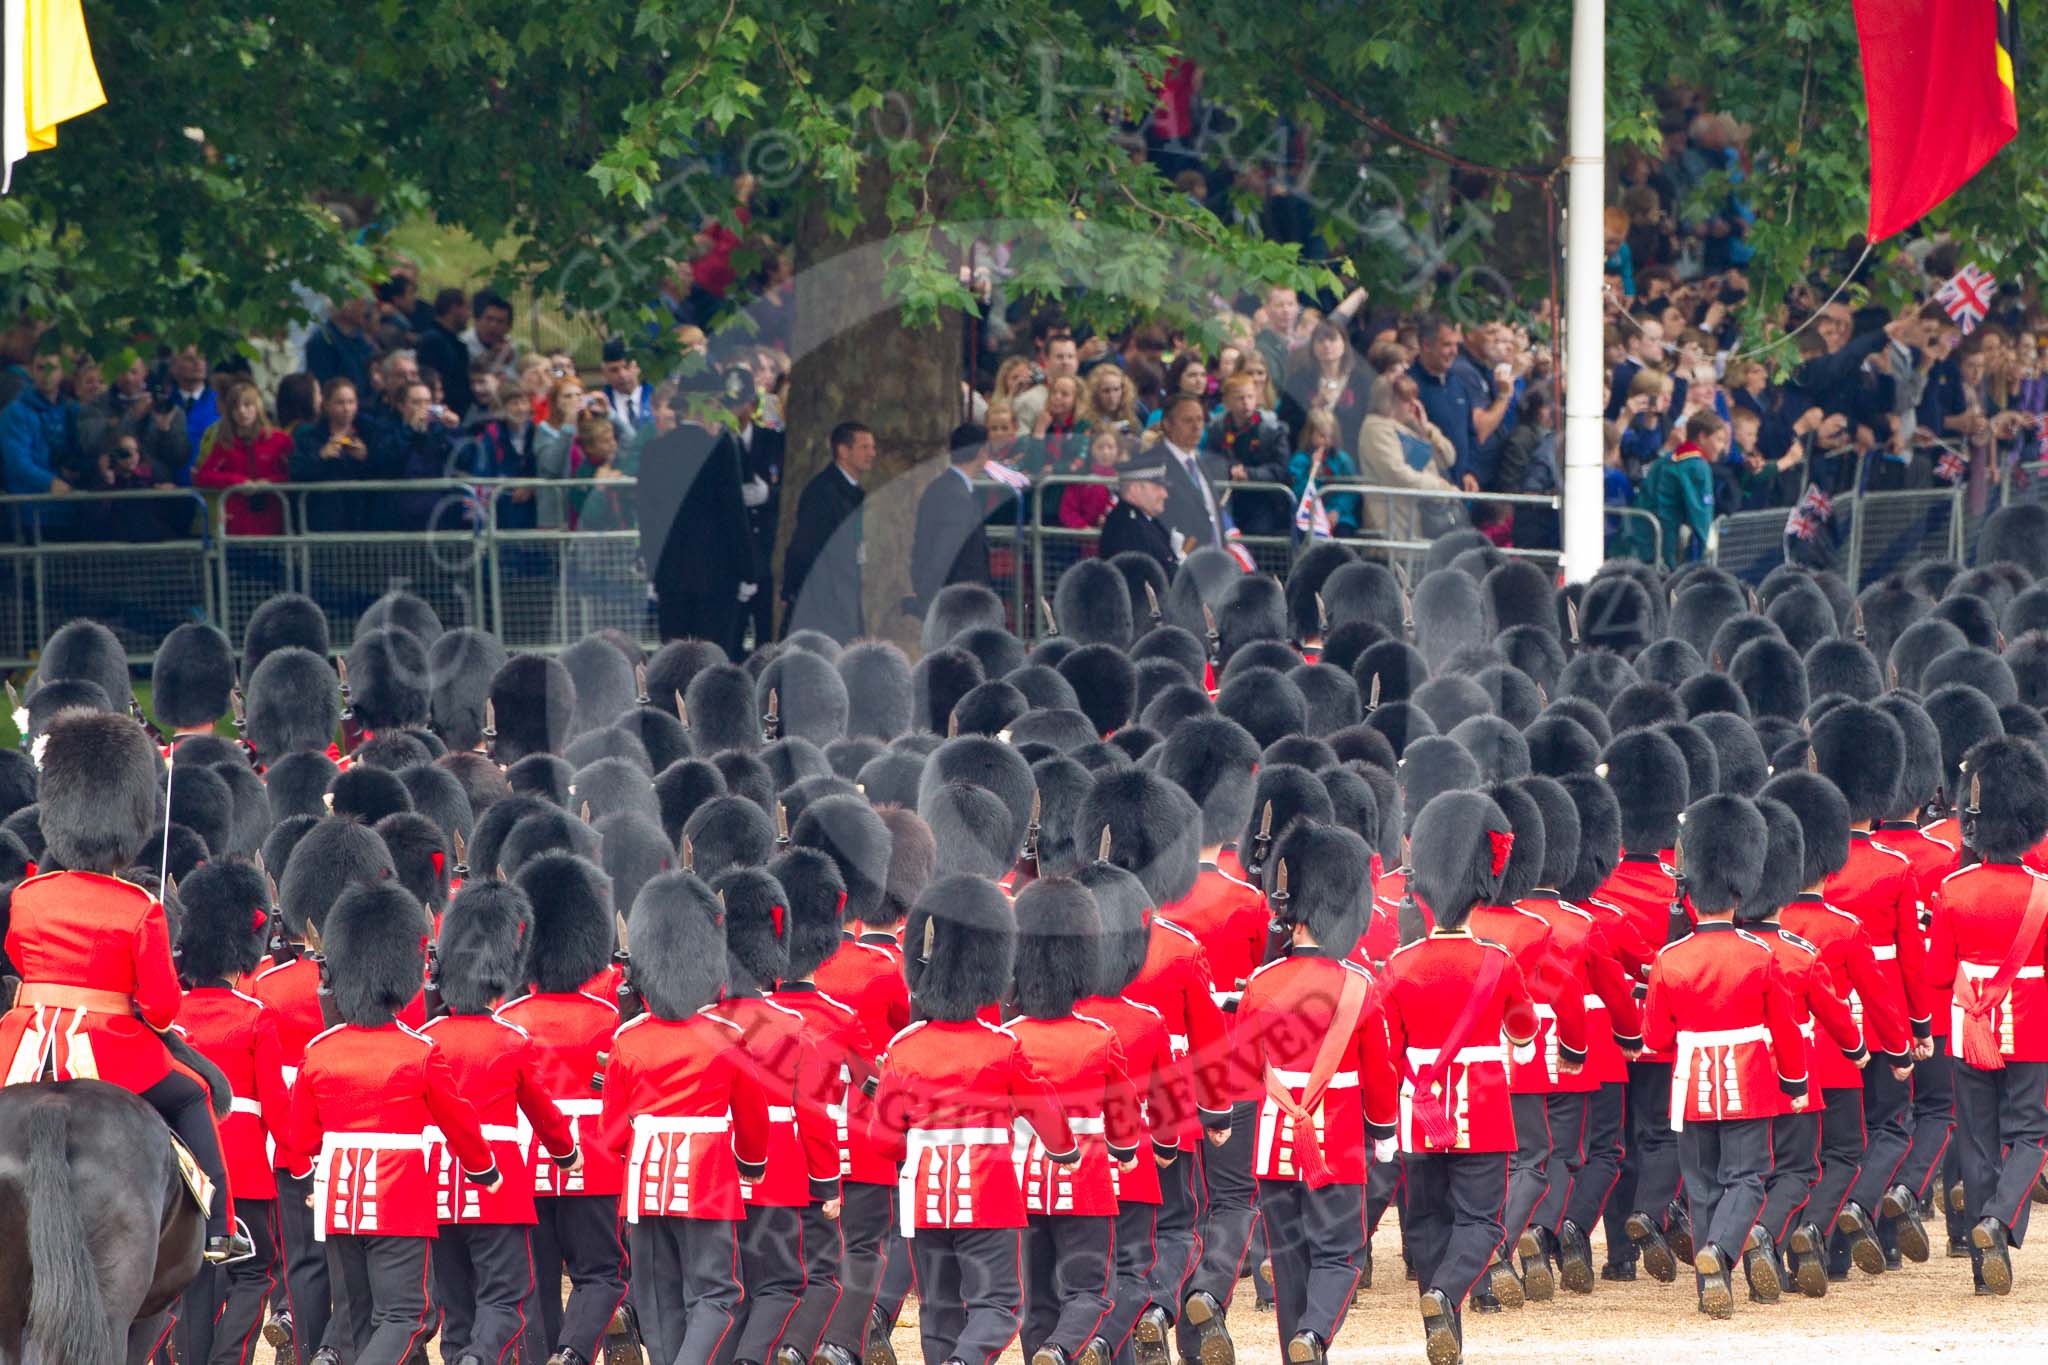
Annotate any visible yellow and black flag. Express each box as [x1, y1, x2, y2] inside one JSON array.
[[1855, 0, 2018, 240], [3, 0, 107, 192]]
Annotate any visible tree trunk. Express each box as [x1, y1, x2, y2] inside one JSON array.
[[778, 170, 962, 657]]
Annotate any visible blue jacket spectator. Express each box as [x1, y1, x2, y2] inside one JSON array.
[[304, 296, 378, 395], [0, 354, 81, 534], [162, 347, 217, 482], [1287, 412, 1361, 536]]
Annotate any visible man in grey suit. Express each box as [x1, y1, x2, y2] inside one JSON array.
[[1154, 393, 1226, 554]]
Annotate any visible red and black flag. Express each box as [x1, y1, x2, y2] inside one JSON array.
[[1855, 0, 2018, 241]]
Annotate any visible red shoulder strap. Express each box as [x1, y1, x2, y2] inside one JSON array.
[[1959, 873, 2048, 1071]]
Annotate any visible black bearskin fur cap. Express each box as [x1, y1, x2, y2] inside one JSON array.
[[174, 859, 271, 983], [245, 647, 342, 760], [38, 710, 159, 873], [438, 879, 534, 1014], [1808, 701, 1905, 822], [791, 793, 893, 925], [518, 852, 615, 992], [1961, 737, 2048, 860], [1055, 558, 1136, 648], [488, 654, 576, 763], [323, 882, 429, 1027], [1677, 795, 1766, 914], [1079, 768, 1201, 905], [907, 873, 1015, 1021], [241, 593, 330, 683], [769, 845, 847, 981], [346, 627, 432, 732], [153, 623, 236, 729], [627, 871, 727, 1020], [712, 865, 791, 992], [1600, 727, 1689, 851], [1011, 876, 1102, 1019], [1409, 790, 1512, 929], [1757, 769, 1850, 886]]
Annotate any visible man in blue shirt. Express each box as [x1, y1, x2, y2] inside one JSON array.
[[305, 295, 377, 396], [163, 347, 218, 482], [0, 353, 81, 534], [1409, 314, 1510, 492]]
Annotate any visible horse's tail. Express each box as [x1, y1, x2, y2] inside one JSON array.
[[23, 1101, 117, 1365]]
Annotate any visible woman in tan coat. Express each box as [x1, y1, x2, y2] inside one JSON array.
[[1353, 374, 1462, 544]]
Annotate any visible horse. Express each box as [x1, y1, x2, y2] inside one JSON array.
[[0, 1080, 206, 1365]]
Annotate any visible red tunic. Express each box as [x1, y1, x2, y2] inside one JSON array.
[[418, 1013, 579, 1224], [1380, 930, 1539, 1154], [285, 1022, 496, 1239], [1590, 856, 1680, 1062], [1751, 923, 1864, 1115], [1162, 864, 1269, 996], [1468, 903, 1587, 1093], [173, 985, 293, 1196], [1074, 994, 1173, 1204], [868, 1018, 1076, 1235], [1927, 861, 2048, 1063], [1875, 821, 1961, 1037], [599, 1010, 773, 1223], [1516, 894, 1643, 1088], [772, 982, 879, 1187], [497, 990, 623, 1198], [252, 956, 325, 1087], [1004, 1014, 1143, 1216], [710, 994, 842, 1206], [0, 872, 185, 1092], [1236, 951, 1398, 1182], [1778, 894, 1910, 1087], [1825, 833, 1933, 1039], [1641, 923, 1808, 1129], [815, 931, 910, 1187], [1122, 918, 1234, 1145]]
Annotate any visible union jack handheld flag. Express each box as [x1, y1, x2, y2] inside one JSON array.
[[1784, 483, 1833, 542], [1294, 471, 1333, 541], [1936, 264, 1997, 334]]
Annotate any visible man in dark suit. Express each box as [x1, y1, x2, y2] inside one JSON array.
[[1155, 393, 1226, 554], [639, 370, 761, 653], [1096, 461, 1176, 575], [600, 337, 656, 437], [781, 420, 873, 643], [728, 372, 786, 651], [909, 423, 994, 616]]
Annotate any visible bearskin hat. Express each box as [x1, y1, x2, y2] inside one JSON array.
[[1477, 558, 1554, 637], [1327, 723, 1396, 775], [1003, 665, 1079, 716], [1506, 775, 1575, 892], [1910, 558, 1964, 601], [625, 871, 725, 1019], [164, 760, 231, 858], [0, 749, 34, 822], [322, 882, 429, 1028], [1669, 580, 1746, 660], [1846, 575, 1923, 663], [1923, 646, 2018, 706], [943, 628, 1019, 686], [344, 628, 431, 734], [1676, 795, 1766, 915], [1557, 650, 1638, 711], [1408, 790, 1512, 930], [1263, 734, 1334, 772], [263, 750, 336, 823], [920, 735, 1035, 858], [1220, 640, 1302, 684], [497, 805, 600, 877], [1688, 711, 1764, 797], [905, 874, 1015, 1021], [872, 806, 934, 929], [1028, 636, 1078, 671], [592, 810, 672, 922], [1865, 694, 1937, 818], [1261, 823, 1369, 956], [374, 810, 451, 912], [1634, 638, 1704, 691], [1804, 700, 1904, 823], [423, 627, 508, 752], [1771, 583, 1842, 656], [1109, 552, 1174, 636], [680, 795, 776, 881], [1213, 574, 1288, 666], [505, 753, 571, 807], [173, 859, 270, 983], [653, 758, 727, 848], [1138, 684, 1212, 737], [1364, 700, 1438, 760], [1727, 637, 1808, 723], [352, 731, 433, 772], [1133, 659, 1188, 718], [1393, 734, 1479, 841], [1544, 696, 1612, 747], [1977, 502, 2048, 581], [1523, 713, 1599, 778], [1010, 877, 1102, 1019], [569, 757, 658, 826], [758, 737, 832, 796], [921, 583, 1008, 654], [1003, 709, 1094, 755], [1079, 768, 1200, 905], [1445, 715, 1526, 785], [1067, 861, 1146, 997], [1123, 627, 1201, 690], [517, 852, 614, 992], [711, 865, 790, 992], [1670, 674, 1745, 725], [0, 805, 42, 862], [1319, 621, 1390, 677], [1802, 638, 1880, 702], [150, 623, 235, 731], [849, 751, 918, 811], [1319, 561, 1405, 638], [565, 725, 654, 777], [1288, 663, 1363, 736], [1057, 644, 1138, 737], [754, 647, 850, 748], [921, 781, 1017, 880], [1165, 548, 1245, 638], [1350, 641, 1425, 708], [549, 635, 632, 741], [1925, 683, 2005, 798], [466, 794, 552, 882], [2005, 632, 2048, 710], [1069, 741, 1130, 775], [434, 879, 533, 1015], [1886, 618, 1967, 694], [28, 622, 130, 719], [1320, 763, 1382, 853], [1961, 737, 2048, 859], [1704, 615, 1779, 672], [1655, 722, 1720, 811], [1410, 569, 1486, 674], [1601, 727, 1689, 851], [762, 845, 843, 982], [676, 662, 757, 755], [616, 705, 692, 775], [1757, 769, 1850, 886], [1410, 675, 1489, 735], [355, 590, 442, 647], [2005, 586, 2048, 643], [206, 760, 269, 859], [1551, 772, 1618, 902], [35, 709, 157, 874], [240, 647, 339, 762], [1153, 715, 1259, 848], [1480, 779, 1545, 904], [825, 737, 885, 784], [1285, 542, 1357, 640], [1498, 625, 1567, 696], [1930, 593, 1999, 651], [1028, 755, 1095, 878], [329, 764, 412, 825], [908, 648, 981, 737], [487, 654, 575, 764], [644, 639, 728, 716], [1608, 682, 1686, 736], [278, 816, 394, 937], [1577, 575, 1654, 658], [240, 593, 329, 683], [2000, 703, 2046, 748], [791, 793, 891, 925], [1053, 558, 1135, 649], [1204, 666, 1302, 750]]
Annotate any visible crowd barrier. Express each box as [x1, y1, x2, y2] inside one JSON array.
[[28, 462, 1982, 669]]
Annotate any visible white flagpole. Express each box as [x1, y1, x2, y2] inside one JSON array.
[[1561, 0, 1607, 582]]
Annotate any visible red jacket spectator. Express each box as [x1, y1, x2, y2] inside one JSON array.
[[194, 428, 291, 535]]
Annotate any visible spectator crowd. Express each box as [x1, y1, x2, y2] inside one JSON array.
[[4, 84, 2047, 645]]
